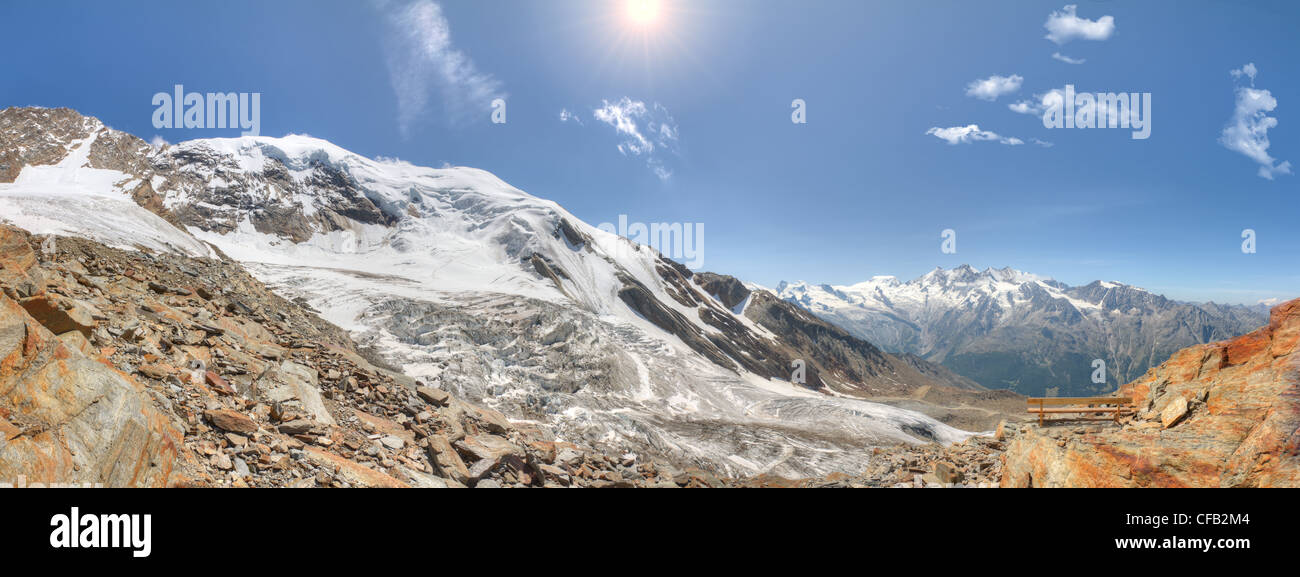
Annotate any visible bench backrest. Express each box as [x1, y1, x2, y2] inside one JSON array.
[[1026, 397, 1133, 407]]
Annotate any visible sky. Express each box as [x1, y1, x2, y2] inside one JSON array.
[[1, 0, 1296, 305]]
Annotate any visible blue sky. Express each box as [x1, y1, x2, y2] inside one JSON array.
[[1, 0, 1296, 304]]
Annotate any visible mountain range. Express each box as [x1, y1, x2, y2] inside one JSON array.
[[778, 266, 1269, 397], [0, 107, 1001, 478]]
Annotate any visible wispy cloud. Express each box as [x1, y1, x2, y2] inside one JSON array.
[[1009, 88, 1066, 116], [965, 74, 1023, 101], [559, 108, 584, 125], [1230, 62, 1258, 83], [378, 0, 504, 136], [1044, 5, 1115, 45], [1221, 63, 1291, 180], [1051, 52, 1086, 65], [926, 124, 1023, 146], [592, 98, 680, 180]]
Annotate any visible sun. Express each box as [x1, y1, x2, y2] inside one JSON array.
[[626, 0, 662, 27]]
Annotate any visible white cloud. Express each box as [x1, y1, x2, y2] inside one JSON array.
[[965, 74, 1023, 101], [649, 159, 672, 181], [148, 135, 170, 150], [379, 0, 504, 135], [1052, 52, 1086, 65], [1221, 64, 1291, 180], [1044, 5, 1115, 45], [1008, 101, 1036, 115], [1231, 63, 1258, 84], [593, 98, 680, 180], [559, 108, 583, 125], [925, 124, 1023, 146], [1009, 89, 1066, 116]]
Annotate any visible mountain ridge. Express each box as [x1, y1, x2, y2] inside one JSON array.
[[779, 265, 1270, 396]]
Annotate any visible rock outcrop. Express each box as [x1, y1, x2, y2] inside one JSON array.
[[0, 227, 184, 487], [1001, 298, 1300, 487]]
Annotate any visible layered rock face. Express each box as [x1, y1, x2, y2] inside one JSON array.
[[0, 227, 184, 487], [1001, 298, 1300, 487]]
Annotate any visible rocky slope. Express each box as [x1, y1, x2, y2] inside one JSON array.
[[779, 266, 1268, 397], [0, 225, 713, 487], [1000, 297, 1300, 487]]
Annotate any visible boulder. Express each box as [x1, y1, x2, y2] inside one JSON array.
[[426, 435, 470, 484], [204, 409, 258, 434], [416, 385, 450, 406], [276, 420, 318, 436], [933, 461, 964, 484], [19, 295, 96, 336], [1160, 396, 1189, 429], [252, 361, 335, 426], [455, 434, 523, 463], [302, 446, 408, 488], [465, 404, 512, 434], [0, 294, 184, 487]]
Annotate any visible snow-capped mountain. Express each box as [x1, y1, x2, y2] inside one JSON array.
[[778, 265, 1269, 396], [0, 107, 989, 478]]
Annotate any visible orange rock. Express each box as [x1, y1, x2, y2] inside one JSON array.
[[0, 294, 186, 487], [1002, 297, 1300, 487], [0, 226, 37, 284], [1225, 328, 1271, 366], [137, 363, 175, 380], [204, 371, 235, 395], [204, 409, 258, 434], [353, 409, 415, 447], [18, 295, 96, 337], [302, 446, 409, 488]]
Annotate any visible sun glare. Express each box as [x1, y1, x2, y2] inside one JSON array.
[[627, 0, 662, 27]]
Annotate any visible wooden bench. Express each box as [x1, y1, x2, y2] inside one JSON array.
[[1027, 397, 1134, 426]]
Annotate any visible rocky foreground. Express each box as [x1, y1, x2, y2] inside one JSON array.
[[1001, 298, 1300, 487], [0, 226, 710, 487]]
